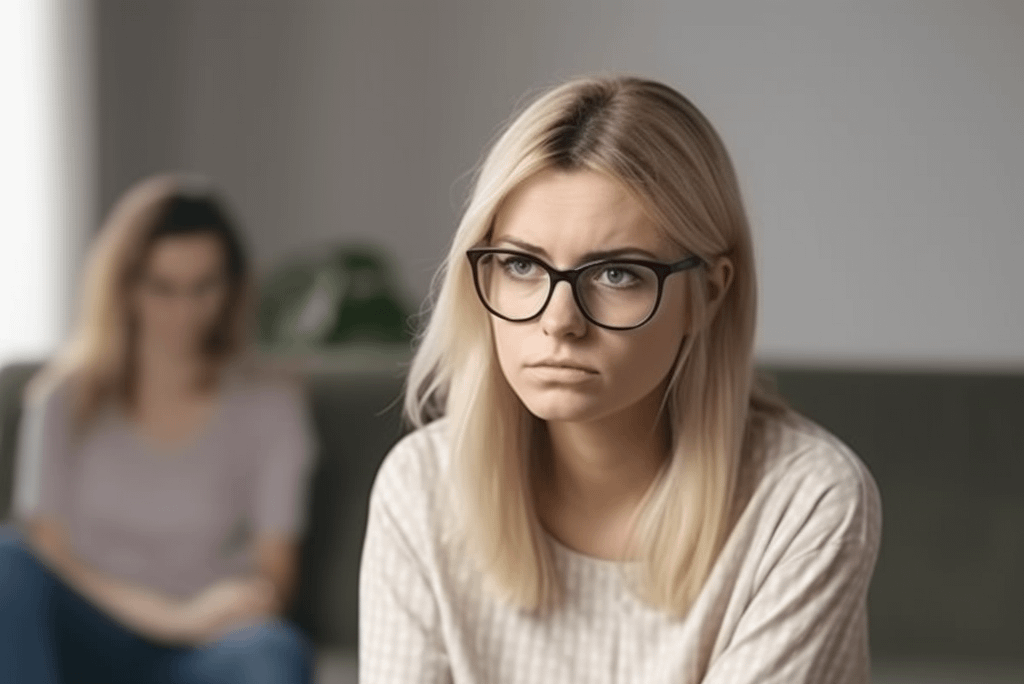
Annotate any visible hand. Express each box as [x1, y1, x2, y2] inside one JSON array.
[[177, 576, 279, 644]]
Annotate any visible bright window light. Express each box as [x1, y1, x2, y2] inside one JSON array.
[[0, 1, 60, 366]]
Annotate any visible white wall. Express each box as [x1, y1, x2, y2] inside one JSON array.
[[100, 0, 1024, 368]]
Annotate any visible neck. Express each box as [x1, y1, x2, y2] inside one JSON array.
[[540, 388, 671, 518]]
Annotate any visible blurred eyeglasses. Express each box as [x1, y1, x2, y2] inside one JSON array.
[[466, 248, 704, 331]]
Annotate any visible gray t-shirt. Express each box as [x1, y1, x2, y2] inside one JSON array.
[[13, 372, 316, 598]]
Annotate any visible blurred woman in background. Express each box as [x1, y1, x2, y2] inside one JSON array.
[[0, 175, 316, 684]]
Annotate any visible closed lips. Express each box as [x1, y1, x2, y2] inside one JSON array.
[[529, 361, 597, 373]]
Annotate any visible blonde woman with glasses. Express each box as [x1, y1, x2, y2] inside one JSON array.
[[360, 76, 881, 683]]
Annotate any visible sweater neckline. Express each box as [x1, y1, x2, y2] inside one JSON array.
[[544, 531, 641, 571]]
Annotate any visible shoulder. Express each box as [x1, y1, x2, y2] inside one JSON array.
[[372, 419, 449, 495], [22, 371, 76, 424], [749, 412, 882, 557], [369, 419, 450, 520]]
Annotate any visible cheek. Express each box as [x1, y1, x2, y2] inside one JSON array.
[[181, 292, 229, 340], [491, 319, 525, 380], [135, 292, 171, 324], [592, 291, 688, 409], [605, 321, 684, 395], [197, 290, 228, 321]]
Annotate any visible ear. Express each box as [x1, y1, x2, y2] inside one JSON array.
[[704, 255, 734, 320]]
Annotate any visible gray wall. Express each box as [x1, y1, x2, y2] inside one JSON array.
[[95, 0, 1024, 367], [95, 0, 444, 299]]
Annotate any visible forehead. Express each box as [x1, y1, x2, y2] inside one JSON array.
[[491, 169, 673, 260], [143, 233, 225, 279]]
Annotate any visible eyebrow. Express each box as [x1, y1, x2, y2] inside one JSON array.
[[494, 236, 662, 263]]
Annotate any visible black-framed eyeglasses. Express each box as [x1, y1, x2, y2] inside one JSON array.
[[466, 248, 704, 331]]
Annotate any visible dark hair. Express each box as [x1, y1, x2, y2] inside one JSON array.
[[547, 89, 616, 168], [143, 192, 248, 284]]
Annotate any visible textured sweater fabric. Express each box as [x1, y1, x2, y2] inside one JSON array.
[[360, 414, 881, 683]]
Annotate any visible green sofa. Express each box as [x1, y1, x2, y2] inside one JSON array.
[[1, 359, 1022, 674]]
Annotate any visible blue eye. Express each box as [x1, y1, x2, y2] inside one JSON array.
[[499, 256, 539, 278], [594, 265, 640, 287]]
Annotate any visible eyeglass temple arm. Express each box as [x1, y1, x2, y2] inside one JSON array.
[[670, 255, 705, 272]]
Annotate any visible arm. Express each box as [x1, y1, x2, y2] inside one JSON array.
[[702, 538, 877, 684], [252, 532, 300, 613], [359, 456, 451, 684], [28, 518, 277, 646], [244, 382, 315, 615], [172, 535, 298, 646], [26, 517, 195, 644], [703, 450, 883, 684]]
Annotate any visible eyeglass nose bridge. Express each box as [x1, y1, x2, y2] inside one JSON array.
[[535, 265, 593, 323]]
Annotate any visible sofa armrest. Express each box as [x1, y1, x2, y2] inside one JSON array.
[[0, 362, 44, 521]]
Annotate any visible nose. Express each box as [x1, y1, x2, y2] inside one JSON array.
[[164, 290, 209, 327], [540, 280, 587, 338]]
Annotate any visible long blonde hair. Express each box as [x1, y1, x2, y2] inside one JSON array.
[[29, 174, 254, 431], [405, 76, 786, 615]]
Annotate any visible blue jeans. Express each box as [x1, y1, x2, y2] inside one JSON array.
[[0, 530, 314, 684]]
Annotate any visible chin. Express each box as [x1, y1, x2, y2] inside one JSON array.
[[517, 390, 610, 424], [152, 334, 204, 357]]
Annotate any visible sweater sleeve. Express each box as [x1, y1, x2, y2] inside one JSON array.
[[359, 437, 452, 684], [12, 385, 74, 522], [703, 538, 877, 683], [703, 447, 882, 684], [250, 382, 316, 538]]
